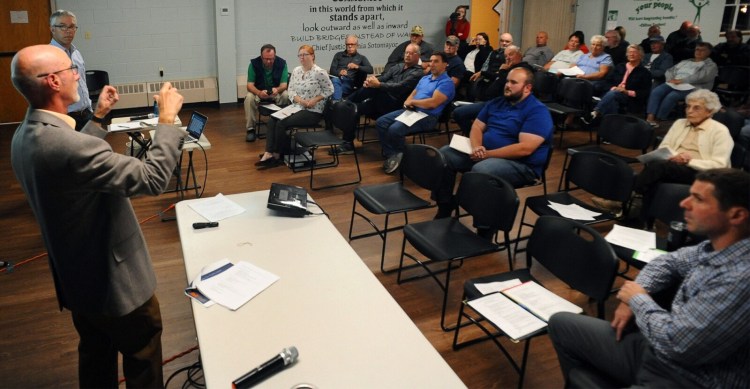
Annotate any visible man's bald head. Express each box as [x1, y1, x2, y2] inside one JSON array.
[[12, 45, 78, 109]]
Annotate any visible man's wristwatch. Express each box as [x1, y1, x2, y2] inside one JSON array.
[[90, 114, 104, 124]]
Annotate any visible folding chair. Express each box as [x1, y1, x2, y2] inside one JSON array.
[[453, 216, 618, 389], [85, 70, 109, 105], [397, 172, 520, 331], [545, 78, 594, 147], [349, 144, 448, 273]]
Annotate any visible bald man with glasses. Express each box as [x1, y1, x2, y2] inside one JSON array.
[[49, 9, 91, 131]]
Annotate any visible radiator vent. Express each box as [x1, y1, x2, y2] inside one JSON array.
[[116, 83, 147, 95], [147, 78, 218, 104], [149, 79, 205, 92], [113, 83, 149, 109]]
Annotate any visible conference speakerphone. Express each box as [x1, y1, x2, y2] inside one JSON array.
[[267, 183, 309, 217]]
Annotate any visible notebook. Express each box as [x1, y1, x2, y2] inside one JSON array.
[[267, 183, 309, 217], [184, 111, 208, 143]]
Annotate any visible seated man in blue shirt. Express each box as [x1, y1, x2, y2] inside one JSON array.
[[548, 168, 750, 388], [377, 52, 455, 174], [434, 67, 553, 220]]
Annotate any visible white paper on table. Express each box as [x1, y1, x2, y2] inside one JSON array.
[[556, 66, 585, 76], [187, 193, 245, 222], [449, 134, 473, 154], [108, 117, 159, 132], [547, 201, 601, 221], [633, 248, 667, 264], [502, 281, 583, 322], [395, 110, 428, 127], [475, 279, 522, 295], [667, 82, 694, 91], [605, 224, 656, 252], [196, 260, 280, 311], [452, 100, 473, 107], [271, 105, 302, 119], [467, 293, 547, 341]]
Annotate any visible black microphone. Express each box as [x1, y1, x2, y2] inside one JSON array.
[[232, 346, 299, 389]]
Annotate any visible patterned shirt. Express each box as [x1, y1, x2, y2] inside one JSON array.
[[50, 39, 91, 113], [287, 64, 334, 113], [630, 238, 750, 388]]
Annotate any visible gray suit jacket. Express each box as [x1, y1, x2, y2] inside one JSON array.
[[11, 109, 186, 316]]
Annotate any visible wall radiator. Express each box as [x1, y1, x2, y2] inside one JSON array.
[[113, 77, 218, 109]]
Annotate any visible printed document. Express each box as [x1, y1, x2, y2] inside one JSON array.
[[188, 193, 245, 222], [605, 224, 656, 252], [449, 134, 473, 154], [395, 110, 428, 127], [637, 147, 675, 164], [554, 66, 585, 76], [502, 281, 582, 322], [271, 105, 302, 119], [196, 259, 280, 311], [468, 293, 547, 341]]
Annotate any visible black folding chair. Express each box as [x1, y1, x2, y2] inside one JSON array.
[[545, 77, 594, 147], [85, 70, 109, 105], [396, 172, 520, 331]]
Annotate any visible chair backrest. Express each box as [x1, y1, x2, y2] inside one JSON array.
[[331, 100, 358, 134], [532, 71, 558, 102], [526, 216, 618, 304], [456, 172, 519, 233], [598, 114, 654, 152], [715, 65, 750, 92], [556, 78, 593, 110], [85, 70, 109, 92], [567, 151, 634, 203], [647, 182, 690, 226], [400, 144, 448, 192], [713, 107, 744, 140]]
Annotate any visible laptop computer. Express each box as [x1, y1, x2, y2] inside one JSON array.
[[267, 183, 309, 217], [184, 111, 208, 143]]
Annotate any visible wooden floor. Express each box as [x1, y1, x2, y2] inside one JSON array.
[[0, 103, 640, 388]]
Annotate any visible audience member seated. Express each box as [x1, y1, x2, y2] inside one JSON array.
[[243, 44, 290, 142], [468, 33, 513, 101], [549, 167, 750, 389], [642, 35, 673, 86], [544, 32, 584, 72], [384, 25, 434, 72], [592, 90, 733, 217], [461, 33, 492, 98], [377, 52, 455, 174], [583, 44, 651, 123], [446, 5, 470, 56], [712, 29, 750, 67], [639, 24, 661, 54], [433, 68, 553, 218], [454, 45, 534, 133], [563, 30, 589, 54], [573, 35, 613, 96], [329, 34, 373, 100], [444, 35, 466, 88], [605, 29, 627, 65], [645, 42, 717, 127], [522, 31, 554, 68], [615, 26, 630, 45], [346, 43, 423, 119], [256, 45, 333, 170], [665, 20, 692, 55], [671, 25, 703, 63]]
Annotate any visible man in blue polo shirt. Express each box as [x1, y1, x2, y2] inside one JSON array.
[[377, 52, 456, 174], [49, 9, 91, 131], [434, 67, 553, 219]]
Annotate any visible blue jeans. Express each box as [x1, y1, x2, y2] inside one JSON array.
[[647, 83, 692, 120], [331, 76, 353, 100], [376, 109, 439, 157], [432, 146, 538, 204], [595, 90, 630, 115], [453, 102, 486, 136]]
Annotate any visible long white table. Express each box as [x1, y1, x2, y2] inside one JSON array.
[[176, 191, 466, 388]]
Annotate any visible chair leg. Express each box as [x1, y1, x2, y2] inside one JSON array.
[[517, 338, 532, 389], [557, 151, 571, 192]]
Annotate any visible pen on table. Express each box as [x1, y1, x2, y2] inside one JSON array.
[[118, 125, 130, 129]]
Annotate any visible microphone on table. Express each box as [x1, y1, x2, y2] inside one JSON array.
[[232, 346, 299, 389]]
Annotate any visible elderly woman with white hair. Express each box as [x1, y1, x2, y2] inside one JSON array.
[[593, 89, 734, 217]]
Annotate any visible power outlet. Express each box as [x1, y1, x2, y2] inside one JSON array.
[[159, 67, 164, 77], [84, 31, 91, 40]]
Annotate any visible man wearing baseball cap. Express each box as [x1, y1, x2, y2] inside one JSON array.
[[384, 25, 434, 72], [444, 35, 466, 87], [643, 35, 673, 86]]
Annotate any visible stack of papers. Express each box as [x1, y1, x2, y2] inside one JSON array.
[[271, 105, 301, 119], [395, 110, 428, 127], [553, 66, 585, 76], [185, 259, 280, 311], [449, 134, 472, 154], [187, 193, 245, 222], [605, 224, 665, 264], [547, 201, 601, 221]]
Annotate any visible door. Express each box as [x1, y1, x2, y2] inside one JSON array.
[[0, 0, 51, 124]]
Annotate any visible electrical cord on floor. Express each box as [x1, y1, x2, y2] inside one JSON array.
[[190, 142, 209, 199]]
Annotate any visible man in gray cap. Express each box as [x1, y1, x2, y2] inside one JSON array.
[[444, 35, 466, 87], [643, 35, 674, 86], [384, 25, 434, 72]]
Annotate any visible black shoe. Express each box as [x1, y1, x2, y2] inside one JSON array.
[[383, 153, 402, 174], [246, 129, 257, 142], [580, 112, 596, 125], [434, 204, 455, 219], [256, 157, 281, 170], [328, 142, 355, 155]]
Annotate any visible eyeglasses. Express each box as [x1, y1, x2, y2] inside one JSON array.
[[297, 53, 311, 58], [345, 43, 358, 46], [54, 24, 78, 32], [36, 64, 79, 78]]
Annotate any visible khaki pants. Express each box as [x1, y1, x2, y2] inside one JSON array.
[[244, 91, 290, 129]]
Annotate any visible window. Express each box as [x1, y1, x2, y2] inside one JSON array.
[[722, 0, 750, 32]]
